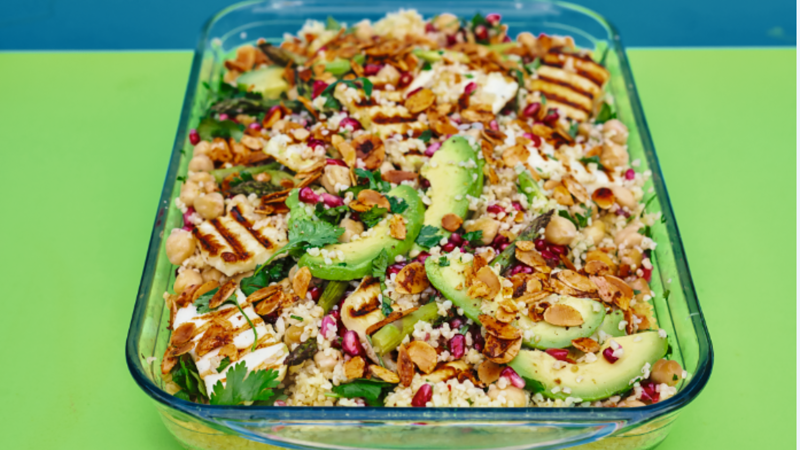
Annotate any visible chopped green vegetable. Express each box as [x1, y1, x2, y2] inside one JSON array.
[[360, 206, 388, 228], [437, 256, 450, 267], [387, 196, 408, 214], [290, 315, 304, 321], [371, 249, 391, 282], [315, 203, 349, 225], [325, 59, 351, 76], [371, 303, 440, 354], [415, 225, 443, 249], [489, 210, 553, 272], [172, 354, 207, 401], [595, 102, 617, 124], [462, 230, 483, 246], [419, 129, 433, 143], [326, 16, 340, 30], [217, 357, 232, 373], [579, 155, 605, 170], [196, 117, 244, 142], [285, 339, 317, 367], [318, 280, 350, 313], [209, 361, 280, 405], [328, 379, 394, 406], [241, 257, 294, 296], [354, 168, 391, 193]]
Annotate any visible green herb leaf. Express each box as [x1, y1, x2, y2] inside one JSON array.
[[323, 95, 342, 110], [514, 69, 524, 88], [458, 324, 469, 335], [326, 16, 340, 30], [663, 289, 671, 300], [579, 155, 606, 170], [524, 58, 541, 74], [360, 207, 388, 228], [290, 315, 304, 321], [315, 203, 349, 225], [386, 196, 408, 214], [558, 210, 579, 228], [193, 287, 220, 314], [197, 117, 244, 142], [254, 215, 344, 275], [419, 129, 433, 143], [521, 375, 545, 394], [241, 257, 294, 296], [372, 249, 391, 282], [209, 362, 280, 405], [568, 121, 580, 139], [421, 61, 432, 71], [329, 379, 394, 406], [462, 230, 484, 246], [172, 354, 208, 401], [381, 296, 393, 317], [595, 102, 617, 124], [464, 74, 474, 79], [437, 256, 451, 267], [354, 168, 391, 193], [415, 225, 443, 249]]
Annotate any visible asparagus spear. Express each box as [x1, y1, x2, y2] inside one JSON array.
[[490, 209, 554, 274], [318, 280, 349, 313], [371, 303, 440, 355]]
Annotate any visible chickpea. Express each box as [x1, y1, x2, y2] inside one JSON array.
[[179, 181, 200, 207], [618, 398, 646, 408], [195, 193, 225, 220], [651, 359, 683, 386], [600, 141, 629, 170], [578, 122, 593, 138], [544, 215, 577, 246], [353, 20, 374, 41], [339, 218, 364, 243], [321, 165, 351, 194], [192, 140, 211, 156], [188, 172, 218, 192], [464, 217, 500, 245], [314, 349, 342, 373], [434, 13, 461, 34], [201, 266, 223, 283], [488, 385, 529, 407], [602, 119, 629, 146], [188, 154, 214, 172], [611, 186, 637, 210], [165, 229, 196, 265], [583, 219, 606, 246], [615, 222, 643, 249], [174, 269, 202, 294], [284, 325, 305, 346]]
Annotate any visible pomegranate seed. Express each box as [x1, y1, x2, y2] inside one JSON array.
[[543, 110, 560, 126], [387, 263, 406, 276], [523, 132, 542, 147], [326, 158, 347, 167], [511, 201, 524, 211], [424, 141, 442, 157], [641, 381, 660, 403], [602, 347, 619, 363], [183, 207, 196, 228], [616, 208, 631, 218], [274, 400, 287, 407], [449, 318, 464, 330], [643, 266, 652, 282], [486, 13, 502, 25], [509, 264, 532, 275], [464, 82, 477, 95], [503, 35, 512, 43], [489, 120, 499, 131], [321, 193, 344, 207], [320, 315, 338, 339], [625, 169, 636, 180], [474, 25, 488, 41], [546, 348, 570, 361], [549, 244, 568, 255], [398, 72, 413, 89], [363, 64, 383, 76], [308, 286, 322, 301], [312, 80, 329, 99], [499, 242, 510, 251], [540, 249, 556, 260], [218, 113, 230, 122], [248, 122, 262, 131], [473, 331, 485, 351], [342, 330, 364, 357], [449, 334, 466, 359], [181, 225, 193, 232], [500, 367, 526, 389], [299, 187, 320, 203], [307, 138, 326, 150], [415, 252, 431, 263], [412, 384, 433, 407], [339, 117, 362, 131], [406, 87, 423, 98], [446, 34, 458, 46], [442, 242, 456, 252], [523, 102, 541, 118], [486, 204, 503, 214], [420, 178, 431, 188], [492, 234, 509, 247], [534, 239, 547, 251], [448, 233, 463, 246], [425, 23, 436, 33], [189, 129, 200, 145]]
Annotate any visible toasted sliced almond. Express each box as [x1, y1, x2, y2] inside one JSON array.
[[366, 309, 408, 335], [209, 279, 238, 310], [590, 275, 621, 304], [422, 366, 458, 383], [478, 360, 502, 384], [475, 266, 502, 299], [292, 266, 312, 299], [389, 215, 407, 240], [461, 108, 495, 124], [332, 134, 357, 167], [562, 175, 590, 204], [543, 303, 584, 327], [572, 337, 600, 353], [624, 309, 637, 335], [195, 323, 233, 357], [549, 278, 579, 297], [254, 290, 284, 316], [502, 145, 530, 168], [605, 275, 634, 310], [480, 314, 522, 340], [586, 250, 617, 274], [519, 290, 552, 305], [515, 247, 548, 269], [495, 306, 517, 323], [350, 189, 392, 212], [441, 213, 463, 232], [344, 356, 366, 379], [556, 270, 597, 293], [397, 344, 415, 387], [381, 170, 417, 184], [406, 341, 438, 374], [168, 340, 196, 358], [352, 135, 385, 170], [553, 184, 575, 206], [516, 240, 535, 251], [369, 365, 400, 383], [191, 280, 220, 304], [429, 110, 459, 135], [405, 88, 436, 114], [592, 187, 616, 209], [170, 322, 196, 346], [483, 333, 517, 358], [584, 259, 612, 276], [528, 300, 551, 322], [486, 336, 522, 364], [395, 262, 430, 294], [467, 280, 491, 299]]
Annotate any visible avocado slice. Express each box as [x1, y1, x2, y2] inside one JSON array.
[[426, 254, 604, 349], [599, 309, 626, 338], [419, 136, 483, 238], [237, 66, 288, 99], [509, 331, 669, 401], [298, 185, 425, 280], [517, 295, 605, 349]]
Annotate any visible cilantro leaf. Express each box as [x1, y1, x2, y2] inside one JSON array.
[[328, 379, 394, 406], [209, 361, 280, 405], [386, 196, 408, 214], [217, 357, 231, 373], [315, 203, 349, 225], [568, 121, 580, 139], [255, 215, 344, 275], [325, 15, 340, 30], [241, 257, 294, 296], [197, 117, 245, 141], [371, 249, 391, 282], [575, 211, 590, 228], [521, 375, 545, 394], [415, 225, 443, 249], [360, 206, 388, 228], [323, 95, 342, 110], [524, 58, 541, 74], [595, 102, 617, 124], [438, 256, 451, 267], [514, 69, 524, 88], [558, 210, 578, 228], [419, 129, 433, 143], [579, 155, 605, 170], [462, 230, 484, 246], [193, 287, 220, 314], [354, 168, 390, 193], [381, 296, 393, 317], [172, 354, 207, 401]]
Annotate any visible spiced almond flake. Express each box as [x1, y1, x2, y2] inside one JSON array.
[[572, 337, 601, 353], [543, 303, 584, 327], [395, 262, 430, 294], [441, 213, 463, 232], [369, 365, 400, 383], [389, 215, 407, 240], [344, 356, 367, 379], [405, 341, 438, 374]]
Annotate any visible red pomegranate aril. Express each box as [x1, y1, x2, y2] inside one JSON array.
[[641, 381, 660, 403], [181, 225, 193, 232], [489, 120, 499, 131], [449, 318, 464, 330], [449, 334, 466, 360], [616, 208, 631, 218], [446, 34, 458, 46], [415, 252, 431, 263], [523, 102, 541, 118], [387, 263, 406, 276], [602, 347, 619, 364], [189, 129, 200, 145], [511, 201, 524, 211], [448, 233, 463, 246], [523, 132, 542, 147], [499, 242, 510, 251], [534, 239, 547, 251], [486, 204, 503, 214], [339, 117, 362, 131], [218, 113, 230, 122], [486, 13, 502, 25], [342, 330, 364, 357], [274, 400, 287, 407], [312, 80, 329, 99], [500, 367, 526, 389], [474, 25, 489, 41], [625, 169, 636, 180], [492, 234, 509, 247], [363, 64, 383, 76], [546, 348, 570, 361], [412, 384, 433, 407], [398, 72, 414, 89], [299, 187, 320, 203], [183, 207, 196, 228], [320, 314, 338, 339], [442, 242, 456, 252], [321, 193, 344, 207], [424, 141, 442, 157], [425, 22, 436, 33], [549, 244, 568, 256], [308, 286, 322, 301], [464, 82, 477, 95], [420, 178, 431, 188], [307, 139, 326, 151], [406, 87, 423, 98], [503, 35, 512, 43], [543, 110, 560, 126], [248, 122, 262, 130], [326, 158, 347, 167], [642, 266, 652, 282], [540, 249, 556, 260]]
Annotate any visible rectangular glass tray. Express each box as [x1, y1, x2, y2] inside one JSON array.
[[126, 1, 713, 449]]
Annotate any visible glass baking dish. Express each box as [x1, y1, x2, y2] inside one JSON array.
[[126, 1, 713, 449]]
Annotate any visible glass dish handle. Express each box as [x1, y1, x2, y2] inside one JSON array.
[[212, 418, 624, 450]]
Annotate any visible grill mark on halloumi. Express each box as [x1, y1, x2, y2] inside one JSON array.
[[529, 79, 592, 113], [230, 206, 274, 251], [193, 229, 224, 256], [372, 114, 421, 124], [541, 52, 609, 87], [537, 65, 601, 99], [210, 217, 250, 262]]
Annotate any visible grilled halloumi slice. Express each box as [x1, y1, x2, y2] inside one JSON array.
[[334, 84, 428, 138], [193, 205, 287, 277], [405, 63, 518, 114]]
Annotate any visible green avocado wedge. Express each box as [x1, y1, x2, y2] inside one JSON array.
[[298, 185, 424, 280], [599, 309, 627, 338], [424, 253, 482, 322], [237, 66, 289, 99], [419, 136, 483, 239], [517, 296, 605, 349], [509, 331, 669, 402]]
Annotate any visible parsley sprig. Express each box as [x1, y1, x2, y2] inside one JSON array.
[[415, 225, 444, 249], [209, 361, 280, 405]]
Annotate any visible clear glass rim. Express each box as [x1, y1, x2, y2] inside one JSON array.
[[126, 0, 713, 426]]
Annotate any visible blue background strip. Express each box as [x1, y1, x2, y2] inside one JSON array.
[[0, 0, 795, 50]]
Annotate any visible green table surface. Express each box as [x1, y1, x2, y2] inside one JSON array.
[[0, 49, 794, 449]]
